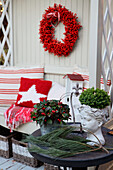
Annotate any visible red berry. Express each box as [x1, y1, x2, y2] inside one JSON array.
[[52, 110, 56, 113], [41, 112, 46, 116]]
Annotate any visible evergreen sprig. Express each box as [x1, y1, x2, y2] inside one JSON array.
[[24, 126, 102, 158]]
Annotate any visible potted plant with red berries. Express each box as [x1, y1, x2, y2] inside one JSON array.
[[30, 100, 71, 135]]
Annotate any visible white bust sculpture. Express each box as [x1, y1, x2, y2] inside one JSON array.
[[78, 105, 106, 146]]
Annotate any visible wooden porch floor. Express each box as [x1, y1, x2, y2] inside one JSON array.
[[0, 157, 44, 170]]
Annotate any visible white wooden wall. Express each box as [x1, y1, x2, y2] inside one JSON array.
[[12, 0, 90, 85]]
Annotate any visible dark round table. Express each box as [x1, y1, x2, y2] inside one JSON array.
[[30, 127, 113, 170]]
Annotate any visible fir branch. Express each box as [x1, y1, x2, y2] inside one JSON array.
[[23, 136, 51, 147], [38, 126, 74, 142], [29, 143, 100, 158], [29, 145, 73, 158], [64, 134, 90, 143], [50, 138, 94, 151], [25, 127, 112, 158]]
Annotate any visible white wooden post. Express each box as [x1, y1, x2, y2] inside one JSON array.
[[89, 0, 103, 89]]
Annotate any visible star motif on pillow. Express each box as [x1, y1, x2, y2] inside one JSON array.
[[17, 84, 47, 104]]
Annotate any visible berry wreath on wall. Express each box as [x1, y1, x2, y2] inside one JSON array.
[[39, 4, 82, 57]]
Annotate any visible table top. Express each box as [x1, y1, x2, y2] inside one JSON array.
[[30, 127, 113, 168]]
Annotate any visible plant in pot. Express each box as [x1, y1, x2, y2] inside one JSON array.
[[30, 100, 71, 135], [78, 87, 111, 145]]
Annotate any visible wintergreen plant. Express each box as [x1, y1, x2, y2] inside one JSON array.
[[30, 100, 71, 126], [79, 87, 110, 109]]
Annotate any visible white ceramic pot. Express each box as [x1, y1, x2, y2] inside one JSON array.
[[78, 105, 106, 146]]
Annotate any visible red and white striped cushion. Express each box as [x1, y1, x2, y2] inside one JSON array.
[[0, 67, 44, 106]]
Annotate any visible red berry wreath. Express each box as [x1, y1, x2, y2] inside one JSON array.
[[39, 4, 82, 57]]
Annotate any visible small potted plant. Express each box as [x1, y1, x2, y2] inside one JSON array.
[[30, 100, 71, 135], [79, 87, 110, 109]]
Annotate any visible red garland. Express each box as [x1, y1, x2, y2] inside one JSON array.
[[39, 4, 82, 57]]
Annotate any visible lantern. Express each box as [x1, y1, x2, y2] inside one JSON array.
[[64, 74, 84, 124]]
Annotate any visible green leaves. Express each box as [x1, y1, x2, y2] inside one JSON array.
[[79, 87, 111, 109], [37, 116, 44, 120]]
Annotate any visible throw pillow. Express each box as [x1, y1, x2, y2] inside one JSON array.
[[15, 77, 52, 107], [47, 82, 66, 103], [0, 67, 44, 106]]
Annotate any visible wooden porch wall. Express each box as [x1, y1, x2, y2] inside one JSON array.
[[12, 0, 90, 85]]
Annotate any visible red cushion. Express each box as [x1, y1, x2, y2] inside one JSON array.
[[15, 77, 52, 107]]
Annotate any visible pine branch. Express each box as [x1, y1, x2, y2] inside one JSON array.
[[25, 126, 112, 158], [29, 144, 100, 158], [38, 126, 74, 142], [23, 136, 51, 147]]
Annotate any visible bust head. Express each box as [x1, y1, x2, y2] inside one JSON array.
[[78, 105, 106, 145], [78, 105, 105, 133]]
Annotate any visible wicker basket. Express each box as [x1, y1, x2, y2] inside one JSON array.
[[12, 132, 42, 167], [44, 163, 59, 170], [0, 125, 15, 158]]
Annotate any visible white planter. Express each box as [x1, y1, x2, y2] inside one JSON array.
[[78, 105, 106, 146]]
